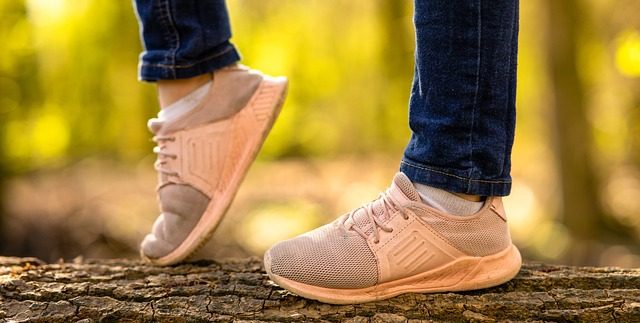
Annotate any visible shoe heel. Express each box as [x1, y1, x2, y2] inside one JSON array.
[[249, 77, 288, 123], [456, 244, 522, 291]]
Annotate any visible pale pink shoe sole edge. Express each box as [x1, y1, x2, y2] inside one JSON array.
[[265, 244, 523, 304], [143, 76, 288, 266]]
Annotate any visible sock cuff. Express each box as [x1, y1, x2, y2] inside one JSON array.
[[414, 183, 483, 216], [158, 80, 212, 122]]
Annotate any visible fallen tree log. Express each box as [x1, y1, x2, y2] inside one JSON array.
[[0, 257, 638, 322]]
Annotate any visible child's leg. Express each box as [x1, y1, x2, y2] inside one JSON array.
[[265, 0, 520, 304], [133, 0, 288, 265]]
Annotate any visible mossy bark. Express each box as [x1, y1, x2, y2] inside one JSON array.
[[1, 257, 639, 322]]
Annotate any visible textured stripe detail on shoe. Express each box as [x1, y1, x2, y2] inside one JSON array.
[[251, 82, 283, 122], [184, 127, 228, 193], [390, 231, 435, 272]]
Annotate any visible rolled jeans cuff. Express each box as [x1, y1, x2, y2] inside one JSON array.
[[138, 42, 241, 82], [400, 158, 512, 197]]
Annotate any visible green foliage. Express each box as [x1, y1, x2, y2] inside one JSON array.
[[0, 0, 416, 173], [0, 0, 639, 264], [0, 0, 638, 172], [1, 0, 154, 172]]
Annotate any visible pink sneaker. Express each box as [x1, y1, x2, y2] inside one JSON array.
[[264, 172, 521, 304], [141, 65, 287, 265]]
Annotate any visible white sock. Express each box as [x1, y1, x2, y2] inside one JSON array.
[[413, 183, 483, 216], [157, 80, 211, 123]]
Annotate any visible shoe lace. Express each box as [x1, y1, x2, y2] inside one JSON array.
[[152, 135, 179, 177], [346, 190, 409, 244]]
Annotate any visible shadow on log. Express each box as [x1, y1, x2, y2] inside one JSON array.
[[0, 257, 639, 322]]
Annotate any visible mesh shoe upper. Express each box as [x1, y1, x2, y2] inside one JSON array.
[[418, 205, 511, 256], [267, 218, 378, 289], [141, 184, 209, 258], [390, 173, 511, 257], [140, 66, 266, 260], [265, 172, 513, 289]]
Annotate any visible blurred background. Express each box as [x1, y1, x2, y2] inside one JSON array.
[[0, 0, 639, 267]]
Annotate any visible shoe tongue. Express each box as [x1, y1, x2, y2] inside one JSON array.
[[349, 172, 420, 234], [391, 172, 421, 202]]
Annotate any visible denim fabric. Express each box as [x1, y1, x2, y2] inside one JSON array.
[[134, 0, 240, 81], [401, 0, 519, 196], [133, 0, 518, 196]]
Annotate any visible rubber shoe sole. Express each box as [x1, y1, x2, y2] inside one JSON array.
[[265, 243, 522, 304]]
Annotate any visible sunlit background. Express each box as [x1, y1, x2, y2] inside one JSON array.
[[0, 0, 639, 267]]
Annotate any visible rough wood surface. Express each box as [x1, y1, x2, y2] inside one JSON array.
[[0, 257, 638, 322]]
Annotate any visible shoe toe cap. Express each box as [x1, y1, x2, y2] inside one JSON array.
[[140, 233, 177, 259], [263, 248, 273, 274], [262, 229, 378, 289]]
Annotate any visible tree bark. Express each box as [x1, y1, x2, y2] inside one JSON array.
[[1, 257, 638, 322]]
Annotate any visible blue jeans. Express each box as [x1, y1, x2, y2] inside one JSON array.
[[401, 0, 519, 196], [134, 0, 519, 196], [134, 0, 240, 81]]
